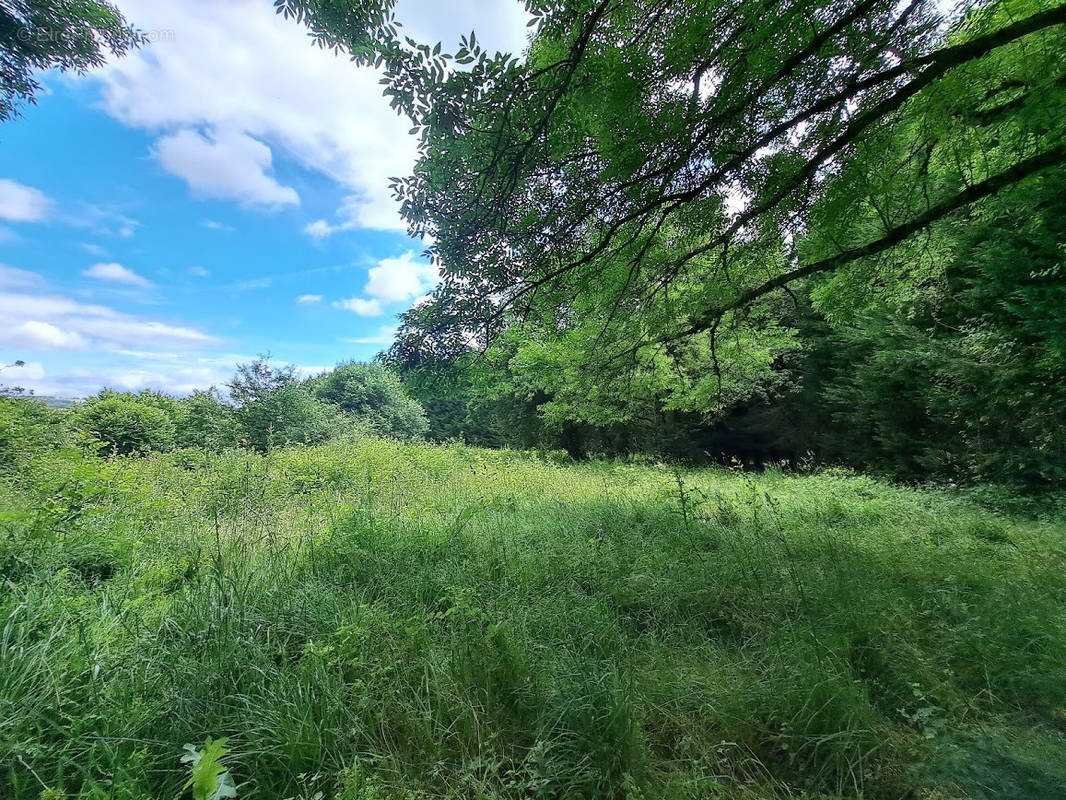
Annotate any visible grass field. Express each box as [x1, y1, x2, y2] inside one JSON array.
[[2, 439, 1065, 799]]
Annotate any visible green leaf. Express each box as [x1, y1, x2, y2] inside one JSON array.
[[181, 738, 237, 800]]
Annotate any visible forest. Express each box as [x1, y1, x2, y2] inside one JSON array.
[[2, 0, 1066, 797]]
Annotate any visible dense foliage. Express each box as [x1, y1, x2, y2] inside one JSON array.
[[0, 360, 429, 459], [309, 361, 429, 439], [4, 2, 1066, 798], [73, 392, 180, 456], [0, 394, 71, 469], [277, 0, 1066, 489]]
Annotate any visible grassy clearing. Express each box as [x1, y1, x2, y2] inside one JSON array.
[[2, 439, 1065, 799]]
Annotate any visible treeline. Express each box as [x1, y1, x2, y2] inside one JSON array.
[[0, 360, 428, 466], [393, 162, 1066, 489], [284, 0, 1066, 494]]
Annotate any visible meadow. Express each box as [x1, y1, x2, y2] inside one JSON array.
[[2, 438, 1065, 799]]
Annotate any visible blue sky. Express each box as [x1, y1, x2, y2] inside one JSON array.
[[0, 0, 528, 397]]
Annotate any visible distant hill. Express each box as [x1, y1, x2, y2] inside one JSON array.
[[0, 393, 80, 409], [37, 396, 80, 409]]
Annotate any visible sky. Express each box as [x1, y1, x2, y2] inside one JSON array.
[[0, 0, 530, 397]]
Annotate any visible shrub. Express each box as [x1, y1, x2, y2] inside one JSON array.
[[311, 362, 429, 440], [236, 384, 349, 452], [177, 390, 240, 450], [0, 396, 72, 470], [74, 393, 177, 456]]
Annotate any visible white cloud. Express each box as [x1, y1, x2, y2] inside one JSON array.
[[394, 0, 531, 55], [332, 296, 383, 316], [81, 243, 109, 257], [0, 264, 43, 289], [297, 293, 322, 304], [0, 349, 288, 398], [202, 219, 232, 231], [0, 290, 216, 352], [188, 265, 210, 277], [152, 128, 299, 209], [0, 361, 45, 382], [342, 325, 398, 346], [323, 251, 438, 317], [93, 0, 528, 231], [304, 219, 337, 240], [0, 179, 53, 222], [84, 261, 154, 288], [9, 321, 89, 349], [96, 1, 405, 226], [67, 204, 140, 239], [304, 194, 376, 239], [365, 250, 438, 303]]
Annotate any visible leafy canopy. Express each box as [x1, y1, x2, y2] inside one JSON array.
[[282, 0, 1066, 382], [0, 0, 144, 120]]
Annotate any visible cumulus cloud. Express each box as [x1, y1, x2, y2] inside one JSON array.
[[326, 251, 438, 317], [96, 1, 404, 226], [84, 261, 154, 288], [365, 251, 438, 303], [332, 296, 383, 316], [304, 194, 377, 239], [0, 290, 216, 352], [188, 265, 210, 277], [94, 0, 528, 230], [152, 128, 299, 209], [304, 218, 341, 241], [0, 179, 53, 222], [297, 294, 322, 304]]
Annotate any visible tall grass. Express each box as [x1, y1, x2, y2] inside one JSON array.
[[2, 439, 1065, 798]]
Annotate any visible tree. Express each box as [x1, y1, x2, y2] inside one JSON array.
[[0, 0, 144, 121], [810, 164, 1066, 486], [309, 362, 429, 439], [236, 384, 348, 452], [227, 356, 298, 405], [177, 390, 240, 451], [0, 395, 71, 469], [74, 392, 177, 456], [284, 0, 1066, 385]]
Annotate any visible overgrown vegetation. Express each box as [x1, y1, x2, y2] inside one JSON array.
[[40, 359, 428, 458], [3, 0, 1066, 797], [2, 436, 1065, 799], [273, 0, 1066, 491]]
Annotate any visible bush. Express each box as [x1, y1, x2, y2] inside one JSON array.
[[311, 362, 429, 440], [0, 396, 72, 470], [74, 393, 177, 456], [236, 384, 350, 452], [177, 390, 240, 450]]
